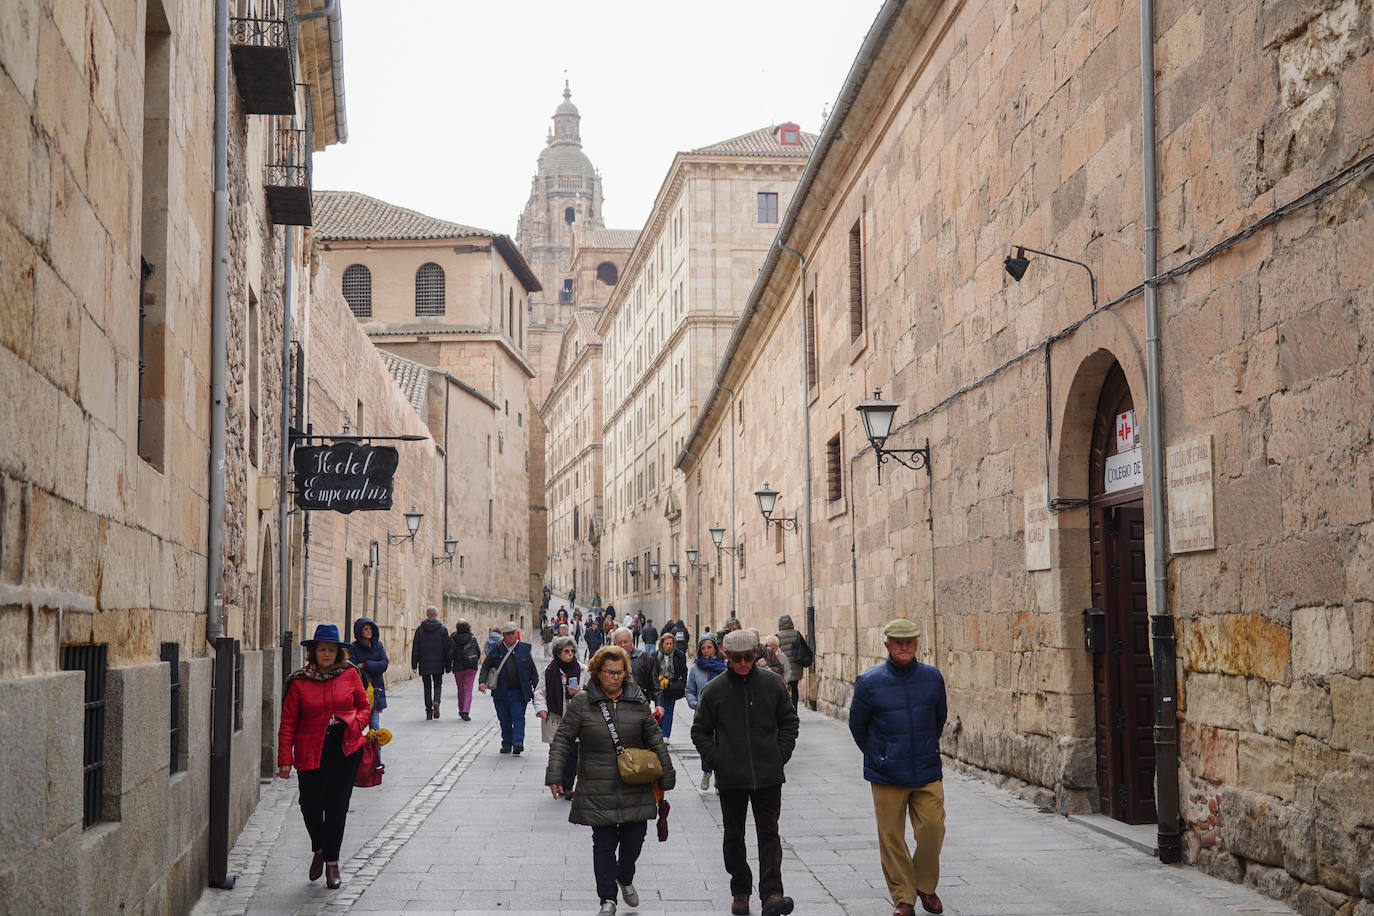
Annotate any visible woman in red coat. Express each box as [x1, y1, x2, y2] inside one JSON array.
[[277, 624, 371, 889]]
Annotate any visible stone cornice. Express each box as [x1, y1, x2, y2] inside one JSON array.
[[601, 312, 739, 431]]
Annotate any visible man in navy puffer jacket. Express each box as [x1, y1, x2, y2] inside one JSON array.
[[849, 618, 947, 916]]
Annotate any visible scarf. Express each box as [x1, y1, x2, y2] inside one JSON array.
[[694, 652, 726, 676], [543, 655, 583, 717], [287, 661, 352, 684], [656, 650, 677, 682]]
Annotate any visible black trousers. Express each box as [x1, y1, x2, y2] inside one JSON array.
[[562, 740, 579, 790], [421, 672, 443, 708], [591, 820, 647, 903], [719, 784, 784, 900], [787, 680, 800, 709], [296, 724, 362, 861]]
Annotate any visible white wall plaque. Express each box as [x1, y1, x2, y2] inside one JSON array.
[[1167, 434, 1215, 553], [1024, 484, 1052, 570], [1104, 446, 1144, 494]]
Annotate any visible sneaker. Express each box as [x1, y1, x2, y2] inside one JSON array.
[[499, 746, 512, 754], [731, 894, 751, 915], [564, 789, 575, 801], [460, 711, 470, 721], [700, 771, 712, 790], [512, 744, 524, 755], [597, 901, 617, 916], [761, 894, 794, 916], [619, 883, 639, 907]]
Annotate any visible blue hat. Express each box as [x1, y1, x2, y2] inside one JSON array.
[[301, 624, 345, 646]]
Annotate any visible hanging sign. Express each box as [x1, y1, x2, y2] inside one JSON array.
[[293, 442, 398, 513], [1104, 446, 1144, 494], [1116, 409, 1138, 451]]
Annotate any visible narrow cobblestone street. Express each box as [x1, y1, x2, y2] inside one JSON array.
[[194, 667, 1294, 916]]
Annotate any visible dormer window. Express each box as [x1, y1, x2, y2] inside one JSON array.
[[779, 122, 801, 146]]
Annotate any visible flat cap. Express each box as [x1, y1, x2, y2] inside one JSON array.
[[722, 630, 759, 654], [500, 621, 519, 634], [883, 618, 921, 639]]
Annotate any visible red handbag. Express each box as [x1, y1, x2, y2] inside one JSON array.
[[355, 740, 384, 788]]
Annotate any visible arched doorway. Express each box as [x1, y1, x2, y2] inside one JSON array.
[[1088, 362, 1156, 824]]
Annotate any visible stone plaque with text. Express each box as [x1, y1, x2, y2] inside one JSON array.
[[1024, 484, 1052, 570], [1167, 434, 1215, 553]]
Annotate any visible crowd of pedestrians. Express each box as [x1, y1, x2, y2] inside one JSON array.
[[274, 599, 948, 916]]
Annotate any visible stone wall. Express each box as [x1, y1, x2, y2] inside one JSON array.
[[680, 0, 1374, 905]]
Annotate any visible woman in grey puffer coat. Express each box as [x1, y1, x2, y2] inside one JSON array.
[[546, 645, 676, 916]]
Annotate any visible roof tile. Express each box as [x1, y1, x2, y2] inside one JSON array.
[[313, 190, 493, 241], [690, 124, 818, 158]]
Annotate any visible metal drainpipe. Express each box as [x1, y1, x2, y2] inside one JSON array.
[[206, 0, 229, 644], [779, 243, 818, 706], [716, 383, 737, 618], [295, 0, 347, 142], [278, 227, 294, 681], [1141, 0, 1181, 864]]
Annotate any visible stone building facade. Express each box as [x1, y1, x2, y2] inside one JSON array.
[[541, 227, 637, 605], [599, 125, 814, 632], [679, 0, 1374, 907], [1, 0, 344, 910], [312, 191, 536, 625]]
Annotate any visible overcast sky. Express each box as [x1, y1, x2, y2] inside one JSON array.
[[312, 0, 884, 237]]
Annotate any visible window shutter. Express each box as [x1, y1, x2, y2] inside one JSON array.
[[848, 221, 864, 341]]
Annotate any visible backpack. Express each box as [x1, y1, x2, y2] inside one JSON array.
[[460, 636, 480, 666], [793, 635, 815, 669]]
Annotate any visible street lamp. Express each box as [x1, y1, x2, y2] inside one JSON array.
[[1003, 245, 1098, 306], [753, 483, 797, 531], [431, 537, 458, 566], [387, 506, 424, 544], [648, 561, 660, 581], [685, 547, 700, 567], [709, 524, 740, 556], [856, 390, 931, 484], [668, 561, 680, 579]]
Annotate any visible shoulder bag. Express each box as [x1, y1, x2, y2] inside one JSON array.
[[597, 700, 663, 785], [794, 634, 815, 669], [485, 645, 516, 691]]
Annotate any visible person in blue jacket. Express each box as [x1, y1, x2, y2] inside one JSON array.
[[350, 617, 388, 761], [848, 618, 947, 916], [477, 620, 540, 754]]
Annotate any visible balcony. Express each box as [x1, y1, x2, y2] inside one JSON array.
[[230, 0, 296, 115], [265, 117, 311, 225]]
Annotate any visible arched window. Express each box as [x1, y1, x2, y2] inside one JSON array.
[[564, 206, 575, 224], [508, 289, 514, 337], [596, 261, 619, 286], [342, 264, 371, 317], [415, 262, 445, 316]]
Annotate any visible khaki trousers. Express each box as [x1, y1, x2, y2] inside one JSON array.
[[871, 780, 946, 905]]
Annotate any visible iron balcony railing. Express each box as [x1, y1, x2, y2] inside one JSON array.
[[265, 115, 313, 225], [229, 0, 296, 115]]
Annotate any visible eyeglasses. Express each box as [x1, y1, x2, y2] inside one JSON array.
[[560, 648, 576, 655], [600, 669, 626, 678]]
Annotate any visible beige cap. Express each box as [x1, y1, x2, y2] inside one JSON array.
[[882, 618, 920, 639], [500, 621, 519, 634], [722, 630, 759, 654]]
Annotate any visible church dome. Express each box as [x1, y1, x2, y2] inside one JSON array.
[[538, 142, 596, 177], [556, 97, 580, 117]]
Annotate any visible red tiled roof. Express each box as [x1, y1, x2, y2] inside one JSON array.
[[691, 124, 818, 158]]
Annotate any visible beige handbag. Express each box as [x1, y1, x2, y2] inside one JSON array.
[[597, 700, 663, 785]]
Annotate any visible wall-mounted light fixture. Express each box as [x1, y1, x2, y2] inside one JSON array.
[[709, 524, 741, 556], [856, 390, 931, 484], [753, 483, 798, 531], [1003, 245, 1098, 306], [648, 561, 661, 582], [668, 561, 681, 580], [431, 538, 458, 567], [387, 506, 424, 544]]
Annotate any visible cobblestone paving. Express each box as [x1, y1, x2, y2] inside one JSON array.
[[193, 659, 1294, 916]]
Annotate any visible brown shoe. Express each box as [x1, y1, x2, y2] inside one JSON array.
[[731, 893, 751, 915], [325, 862, 341, 889], [432, 702, 440, 719], [761, 894, 794, 916], [425, 706, 433, 720], [893, 904, 916, 916], [917, 891, 943, 915], [308, 850, 324, 881]]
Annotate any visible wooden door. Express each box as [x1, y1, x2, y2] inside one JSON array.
[[1089, 365, 1157, 824]]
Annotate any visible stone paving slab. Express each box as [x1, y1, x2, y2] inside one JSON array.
[[193, 663, 1295, 916]]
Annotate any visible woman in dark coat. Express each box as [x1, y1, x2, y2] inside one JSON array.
[[278, 624, 371, 889], [449, 619, 481, 721], [651, 632, 688, 740], [546, 645, 676, 916]]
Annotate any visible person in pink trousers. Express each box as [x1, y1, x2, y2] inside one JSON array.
[[449, 619, 482, 721]]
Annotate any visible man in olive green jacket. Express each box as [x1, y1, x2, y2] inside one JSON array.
[[692, 629, 800, 916]]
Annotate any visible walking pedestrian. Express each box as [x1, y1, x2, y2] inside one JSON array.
[[449, 618, 481, 721], [685, 633, 725, 790], [546, 645, 676, 916], [585, 612, 606, 656], [849, 618, 948, 916], [478, 621, 539, 754], [349, 617, 388, 760], [650, 632, 687, 739], [540, 619, 557, 658], [534, 636, 583, 799], [277, 624, 371, 890], [762, 635, 791, 682], [612, 627, 662, 714], [691, 629, 799, 916], [640, 618, 658, 651], [774, 615, 809, 709], [572, 612, 586, 657], [715, 617, 742, 644], [411, 605, 450, 719]]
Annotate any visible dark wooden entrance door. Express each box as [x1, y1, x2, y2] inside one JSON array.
[[1089, 364, 1157, 824]]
